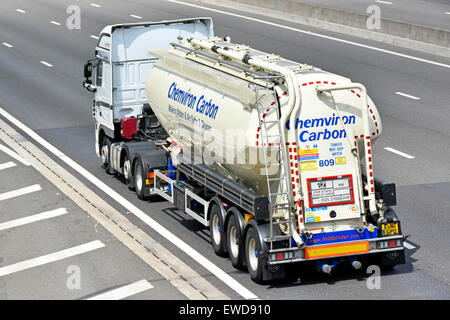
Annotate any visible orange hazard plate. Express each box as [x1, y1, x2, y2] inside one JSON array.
[[305, 241, 369, 260]]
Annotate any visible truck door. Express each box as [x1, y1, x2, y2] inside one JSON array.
[[94, 34, 113, 133]]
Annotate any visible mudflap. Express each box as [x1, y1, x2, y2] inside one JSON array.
[[379, 248, 406, 267]]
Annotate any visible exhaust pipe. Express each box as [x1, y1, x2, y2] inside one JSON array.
[[320, 264, 332, 274]]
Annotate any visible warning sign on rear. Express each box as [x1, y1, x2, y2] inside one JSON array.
[[307, 175, 354, 207]]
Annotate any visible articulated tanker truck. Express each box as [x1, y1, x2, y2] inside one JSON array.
[[83, 18, 406, 282]]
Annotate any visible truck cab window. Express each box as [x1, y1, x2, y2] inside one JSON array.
[[96, 60, 103, 87]]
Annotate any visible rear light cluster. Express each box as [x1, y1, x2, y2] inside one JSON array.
[[270, 251, 295, 261], [377, 239, 402, 249]]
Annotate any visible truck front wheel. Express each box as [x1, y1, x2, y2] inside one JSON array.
[[133, 159, 147, 200], [101, 136, 114, 175]]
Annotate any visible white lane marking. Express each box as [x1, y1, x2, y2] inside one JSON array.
[[0, 184, 42, 202], [384, 147, 415, 159], [90, 3, 101, 8], [50, 21, 61, 26], [130, 14, 143, 19], [376, 1, 392, 4], [404, 242, 416, 250], [40, 61, 53, 67], [0, 161, 16, 171], [16, 9, 26, 13], [166, 0, 450, 69], [395, 91, 420, 100], [445, 12, 450, 15], [0, 240, 105, 277], [0, 208, 67, 231], [0, 144, 31, 166], [90, 35, 99, 40], [0, 106, 259, 300], [86, 280, 154, 300], [2, 43, 13, 48]]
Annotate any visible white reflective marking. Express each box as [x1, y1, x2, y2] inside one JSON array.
[[384, 147, 415, 159], [90, 3, 101, 8], [0, 208, 67, 231], [130, 14, 143, 19], [86, 280, 154, 300], [0, 144, 30, 166], [2, 43, 13, 48], [90, 35, 99, 40], [395, 92, 420, 100], [376, 1, 392, 4], [40, 61, 53, 67], [50, 21, 61, 26], [0, 162, 16, 171], [16, 9, 26, 13], [0, 241, 105, 277], [0, 185, 42, 202]]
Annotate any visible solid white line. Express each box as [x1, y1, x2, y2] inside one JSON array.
[[2, 43, 13, 48], [0, 240, 105, 277], [40, 61, 53, 67], [50, 21, 61, 26], [86, 280, 153, 300], [384, 147, 415, 159], [0, 161, 16, 171], [0, 184, 42, 202], [166, 0, 450, 69], [16, 9, 26, 13], [0, 106, 259, 300], [130, 14, 143, 19], [0, 208, 67, 231], [395, 91, 420, 100], [404, 242, 416, 250], [90, 3, 101, 8], [0, 144, 31, 166]]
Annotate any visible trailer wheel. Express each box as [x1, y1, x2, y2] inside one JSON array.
[[245, 226, 263, 283], [226, 214, 244, 269], [123, 153, 135, 191], [133, 159, 147, 200], [209, 204, 227, 257], [101, 136, 114, 175]]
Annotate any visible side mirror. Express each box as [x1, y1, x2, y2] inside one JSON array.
[[84, 62, 93, 78]]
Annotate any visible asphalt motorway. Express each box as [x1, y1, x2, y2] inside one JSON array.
[[0, 0, 449, 300], [290, 0, 450, 30]]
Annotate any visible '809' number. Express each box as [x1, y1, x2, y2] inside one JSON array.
[[319, 159, 335, 167]]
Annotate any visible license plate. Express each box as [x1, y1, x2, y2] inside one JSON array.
[[382, 223, 399, 236]]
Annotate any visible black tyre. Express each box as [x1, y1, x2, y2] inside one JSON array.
[[133, 159, 147, 200], [123, 153, 135, 191], [209, 204, 227, 257], [245, 227, 263, 283], [226, 214, 244, 269], [100, 136, 114, 175]]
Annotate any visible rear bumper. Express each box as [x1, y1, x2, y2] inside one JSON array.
[[267, 235, 405, 265]]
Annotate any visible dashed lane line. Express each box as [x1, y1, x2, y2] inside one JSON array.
[[86, 279, 154, 300], [0, 161, 16, 171], [0, 208, 68, 231], [384, 147, 415, 159], [0, 240, 105, 277], [0, 184, 42, 202], [0, 144, 30, 166]]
